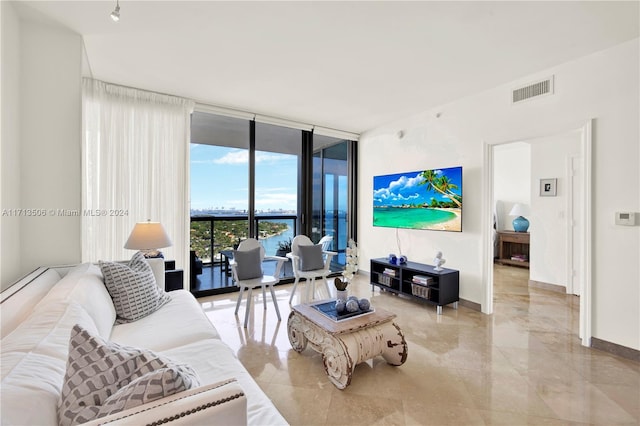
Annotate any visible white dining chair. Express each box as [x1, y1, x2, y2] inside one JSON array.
[[231, 238, 286, 328], [287, 235, 337, 305]]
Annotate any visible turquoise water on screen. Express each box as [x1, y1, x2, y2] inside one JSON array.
[[373, 208, 456, 229]]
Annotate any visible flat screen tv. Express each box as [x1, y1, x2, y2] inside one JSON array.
[[373, 166, 462, 232]]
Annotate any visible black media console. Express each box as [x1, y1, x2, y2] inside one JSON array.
[[370, 258, 459, 315]]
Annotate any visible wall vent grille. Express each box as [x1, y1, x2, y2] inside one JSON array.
[[512, 76, 554, 104]]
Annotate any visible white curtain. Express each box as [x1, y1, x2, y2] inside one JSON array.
[[82, 78, 194, 274]]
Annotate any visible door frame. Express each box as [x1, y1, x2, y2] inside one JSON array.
[[566, 154, 583, 296], [482, 119, 593, 346]]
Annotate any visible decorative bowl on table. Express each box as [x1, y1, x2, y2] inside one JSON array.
[[312, 298, 373, 321]]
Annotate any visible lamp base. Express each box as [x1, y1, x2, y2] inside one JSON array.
[[512, 216, 530, 233], [140, 249, 165, 258]]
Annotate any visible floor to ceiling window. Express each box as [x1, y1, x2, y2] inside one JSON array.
[[312, 136, 351, 266], [189, 110, 356, 297]]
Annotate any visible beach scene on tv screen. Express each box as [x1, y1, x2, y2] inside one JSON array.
[[373, 167, 462, 232]]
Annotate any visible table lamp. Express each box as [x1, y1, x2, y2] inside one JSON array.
[[124, 220, 172, 258], [509, 203, 530, 233]]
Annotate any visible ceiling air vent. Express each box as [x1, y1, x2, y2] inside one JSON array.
[[512, 76, 554, 104]]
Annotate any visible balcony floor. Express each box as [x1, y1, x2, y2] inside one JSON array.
[[191, 261, 297, 297]]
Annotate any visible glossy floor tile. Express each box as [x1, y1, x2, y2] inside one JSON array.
[[199, 265, 639, 425]]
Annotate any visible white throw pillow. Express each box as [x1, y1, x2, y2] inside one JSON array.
[[58, 324, 200, 426], [100, 252, 171, 324]]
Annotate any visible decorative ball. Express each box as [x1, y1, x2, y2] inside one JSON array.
[[346, 299, 359, 313], [399, 255, 407, 264], [335, 300, 346, 314], [388, 253, 397, 264], [358, 298, 370, 311]]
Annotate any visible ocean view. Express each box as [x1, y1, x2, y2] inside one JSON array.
[[373, 207, 456, 229], [258, 220, 295, 255]]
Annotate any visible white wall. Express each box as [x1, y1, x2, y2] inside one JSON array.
[[529, 131, 581, 287], [0, 6, 83, 288], [1, 1, 23, 289], [493, 142, 530, 231], [359, 39, 639, 350]]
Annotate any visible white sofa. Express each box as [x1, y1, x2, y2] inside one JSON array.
[[1, 262, 288, 425]]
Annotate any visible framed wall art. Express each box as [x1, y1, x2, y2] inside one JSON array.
[[540, 178, 557, 197]]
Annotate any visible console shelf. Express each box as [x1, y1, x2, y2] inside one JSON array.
[[370, 258, 459, 315]]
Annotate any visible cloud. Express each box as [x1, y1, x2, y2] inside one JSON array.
[[373, 188, 391, 199], [206, 150, 296, 165], [255, 189, 297, 209], [388, 174, 424, 192], [214, 150, 248, 165]]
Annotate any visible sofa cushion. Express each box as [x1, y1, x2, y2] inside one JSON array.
[[1, 303, 100, 426], [162, 339, 289, 426], [298, 244, 325, 271], [1, 302, 100, 367], [33, 263, 116, 340], [110, 290, 220, 352], [1, 267, 62, 339], [100, 252, 171, 324], [233, 247, 263, 280], [59, 324, 200, 426]]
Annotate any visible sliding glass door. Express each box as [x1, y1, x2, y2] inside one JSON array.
[[312, 136, 352, 267], [189, 111, 356, 296]]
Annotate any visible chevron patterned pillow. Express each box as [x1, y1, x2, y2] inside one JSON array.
[[100, 251, 171, 323], [59, 324, 200, 426]]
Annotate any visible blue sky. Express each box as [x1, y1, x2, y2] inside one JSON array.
[[190, 144, 298, 211], [373, 167, 462, 207]]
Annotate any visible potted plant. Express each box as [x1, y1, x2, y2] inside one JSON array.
[[334, 277, 349, 301], [334, 239, 358, 301], [276, 238, 292, 257]]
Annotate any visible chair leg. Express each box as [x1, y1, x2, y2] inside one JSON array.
[[262, 285, 267, 310], [269, 285, 281, 321], [308, 278, 316, 301], [244, 288, 252, 328], [288, 277, 300, 305], [235, 286, 244, 315], [322, 277, 331, 299]]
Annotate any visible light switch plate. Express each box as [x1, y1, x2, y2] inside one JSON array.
[[615, 212, 636, 226]]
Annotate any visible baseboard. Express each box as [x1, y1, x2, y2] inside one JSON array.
[[591, 337, 640, 362], [528, 279, 566, 294], [459, 298, 481, 312]]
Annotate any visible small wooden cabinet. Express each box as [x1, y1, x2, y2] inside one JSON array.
[[495, 231, 530, 268], [370, 258, 459, 315]]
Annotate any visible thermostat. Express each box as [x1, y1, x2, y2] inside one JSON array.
[[615, 212, 636, 226]]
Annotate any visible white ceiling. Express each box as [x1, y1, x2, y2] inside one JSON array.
[[14, 1, 640, 134]]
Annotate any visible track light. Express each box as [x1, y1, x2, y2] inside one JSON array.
[[110, 0, 120, 22]]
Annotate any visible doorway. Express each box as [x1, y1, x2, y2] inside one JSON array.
[[483, 120, 593, 346]]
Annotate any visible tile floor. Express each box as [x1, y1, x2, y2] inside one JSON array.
[[198, 265, 639, 425]]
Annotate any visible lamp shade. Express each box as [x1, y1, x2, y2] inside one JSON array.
[[124, 221, 172, 250], [509, 203, 531, 217]]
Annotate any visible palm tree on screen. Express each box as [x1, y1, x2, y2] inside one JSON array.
[[419, 171, 462, 208]]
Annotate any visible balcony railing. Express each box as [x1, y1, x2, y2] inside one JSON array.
[[190, 214, 297, 266]]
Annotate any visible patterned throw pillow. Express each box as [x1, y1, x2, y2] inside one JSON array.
[[233, 247, 263, 280], [100, 251, 171, 323], [298, 244, 325, 271], [58, 324, 200, 426]]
